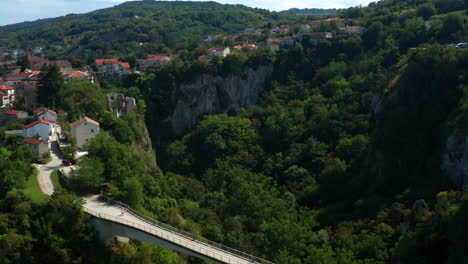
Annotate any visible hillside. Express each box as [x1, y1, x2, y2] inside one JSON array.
[[0, 1, 296, 61]]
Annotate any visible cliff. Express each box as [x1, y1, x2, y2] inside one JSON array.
[[168, 65, 272, 135]]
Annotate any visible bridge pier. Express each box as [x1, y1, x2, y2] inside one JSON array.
[[90, 217, 223, 264]]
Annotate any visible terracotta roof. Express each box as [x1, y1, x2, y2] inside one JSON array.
[[69, 116, 99, 128], [5, 110, 23, 115], [95, 59, 130, 68], [22, 137, 45, 145], [0, 84, 14, 90], [24, 120, 54, 129], [33, 107, 56, 115], [62, 70, 92, 78], [28, 56, 49, 63]]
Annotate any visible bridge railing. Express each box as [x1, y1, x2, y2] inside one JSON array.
[[90, 196, 274, 264]]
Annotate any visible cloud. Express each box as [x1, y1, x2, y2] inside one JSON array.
[[0, 0, 375, 26]]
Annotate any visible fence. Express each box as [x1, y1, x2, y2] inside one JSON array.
[[84, 196, 274, 264]]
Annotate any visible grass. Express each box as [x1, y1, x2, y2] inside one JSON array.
[[51, 169, 66, 191], [21, 171, 50, 204]]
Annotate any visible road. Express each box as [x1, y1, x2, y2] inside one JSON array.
[[35, 135, 63, 196]]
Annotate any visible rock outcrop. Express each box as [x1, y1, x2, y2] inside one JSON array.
[[442, 130, 468, 186], [169, 65, 272, 134]]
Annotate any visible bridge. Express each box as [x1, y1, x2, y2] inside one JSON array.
[[83, 195, 274, 264]]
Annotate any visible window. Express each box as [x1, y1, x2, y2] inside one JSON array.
[[91, 129, 94, 133]]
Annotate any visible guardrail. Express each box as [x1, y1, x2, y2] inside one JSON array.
[[86, 196, 274, 264]]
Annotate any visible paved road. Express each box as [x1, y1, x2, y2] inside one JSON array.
[[83, 196, 270, 264], [35, 136, 63, 196]]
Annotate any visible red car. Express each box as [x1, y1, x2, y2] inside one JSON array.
[[62, 159, 72, 166]]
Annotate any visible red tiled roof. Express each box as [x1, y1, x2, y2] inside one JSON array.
[[33, 107, 56, 115], [70, 116, 99, 128], [22, 137, 45, 145], [95, 59, 130, 68], [0, 84, 14, 90], [28, 56, 49, 63], [5, 110, 22, 115], [24, 120, 54, 129]]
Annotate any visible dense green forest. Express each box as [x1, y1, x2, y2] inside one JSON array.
[[1, 0, 468, 263]]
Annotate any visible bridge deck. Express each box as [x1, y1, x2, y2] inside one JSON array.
[[83, 196, 272, 264]]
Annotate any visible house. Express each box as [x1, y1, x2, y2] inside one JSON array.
[[62, 69, 94, 82], [324, 18, 350, 29], [281, 36, 295, 48], [22, 137, 49, 158], [298, 32, 333, 45], [266, 38, 282, 52], [70, 116, 99, 149], [23, 120, 56, 141], [4, 70, 41, 92], [4, 110, 28, 122], [95, 59, 131, 77], [242, 44, 257, 49], [27, 56, 72, 71], [301, 24, 311, 32], [254, 28, 265, 36], [208, 47, 230, 58], [0, 84, 15, 107], [34, 107, 57, 122], [236, 35, 252, 44], [28, 56, 50, 70], [137, 54, 172, 70]]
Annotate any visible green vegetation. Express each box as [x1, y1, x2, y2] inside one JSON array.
[[21, 170, 49, 204], [37, 151, 52, 164], [1, 0, 468, 263], [51, 169, 65, 192]]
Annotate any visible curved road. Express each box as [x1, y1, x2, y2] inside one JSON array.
[[35, 136, 63, 195]]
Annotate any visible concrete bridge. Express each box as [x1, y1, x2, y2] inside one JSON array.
[[83, 195, 273, 264]]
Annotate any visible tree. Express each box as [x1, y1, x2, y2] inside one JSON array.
[[416, 3, 436, 20], [70, 158, 104, 193], [122, 177, 143, 208], [37, 64, 64, 109], [363, 22, 384, 49], [17, 55, 30, 72]]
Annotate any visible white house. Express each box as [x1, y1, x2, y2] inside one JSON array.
[[34, 107, 57, 122], [95, 59, 131, 77], [23, 120, 56, 141], [70, 116, 99, 149], [208, 47, 230, 58], [0, 84, 15, 107], [301, 24, 311, 32]]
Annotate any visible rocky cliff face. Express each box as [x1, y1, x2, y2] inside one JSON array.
[[168, 65, 272, 134], [442, 130, 468, 186]]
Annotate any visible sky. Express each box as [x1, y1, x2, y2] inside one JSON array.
[[0, 0, 375, 26]]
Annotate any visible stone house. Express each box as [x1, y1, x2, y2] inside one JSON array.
[[34, 107, 57, 122], [22, 137, 49, 158], [70, 116, 99, 149]]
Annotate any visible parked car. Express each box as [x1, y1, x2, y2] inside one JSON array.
[[455, 43, 468, 48], [62, 159, 72, 166]]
